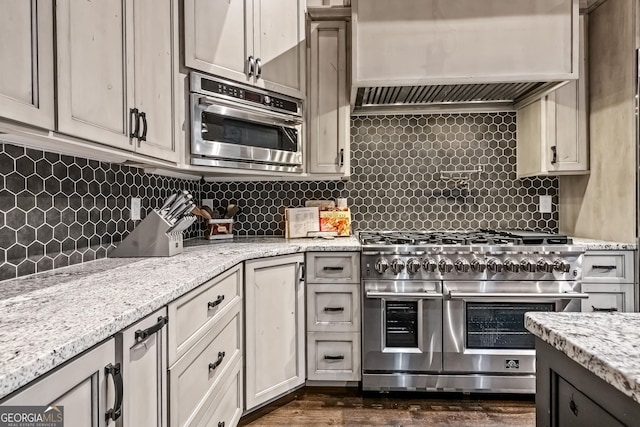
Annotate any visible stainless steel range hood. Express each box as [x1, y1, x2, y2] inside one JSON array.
[[352, 81, 569, 115], [351, 0, 579, 115]]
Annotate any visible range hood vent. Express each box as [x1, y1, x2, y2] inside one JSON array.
[[352, 81, 565, 115]]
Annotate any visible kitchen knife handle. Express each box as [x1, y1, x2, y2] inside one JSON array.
[[129, 108, 139, 140], [134, 316, 168, 342], [105, 363, 123, 421], [208, 295, 225, 309], [139, 111, 148, 142]]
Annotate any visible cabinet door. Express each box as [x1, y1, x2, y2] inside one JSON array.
[[244, 254, 305, 411], [130, 0, 178, 162], [0, 0, 54, 129], [117, 308, 168, 427], [2, 339, 116, 427], [184, 0, 252, 84], [253, 0, 306, 98], [56, 0, 133, 150], [308, 21, 349, 175]]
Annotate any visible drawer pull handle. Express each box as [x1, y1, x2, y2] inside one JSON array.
[[324, 355, 345, 360], [569, 396, 578, 416], [592, 306, 618, 312], [105, 363, 123, 421], [208, 295, 225, 309], [135, 316, 168, 342], [592, 265, 616, 270], [218, 422, 225, 427], [323, 266, 344, 271], [209, 351, 226, 372], [324, 307, 345, 312]]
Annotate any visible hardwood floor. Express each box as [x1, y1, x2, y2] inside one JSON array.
[[242, 387, 536, 427]]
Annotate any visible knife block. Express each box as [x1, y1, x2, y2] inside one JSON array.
[[110, 210, 196, 257]]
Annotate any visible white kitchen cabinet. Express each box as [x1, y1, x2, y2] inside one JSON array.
[[517, 15, 588, 178], [184, 0, 305, 99], [117, 308, 168, 427], [581, 250, 636, 313], [1, 339, 118, 427], [352, 0, 579, 87], [305, 252, 361, 383], [0, 0, 54, 130], [244, 254, 305, 411], [307, 20, 350, 176], [56, 0, 179, 162]]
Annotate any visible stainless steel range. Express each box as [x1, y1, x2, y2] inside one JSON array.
[[360, 230, 586, 394]]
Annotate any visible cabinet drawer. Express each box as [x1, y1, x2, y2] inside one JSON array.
[[307, 284, 360, 332], [194, 357, 243, 427], [306, 252, 360, 283], [557, 376, 625, 427], [581, 283, 635, 313], [169, 303, 242, 427], [307, 332, 361, 381], [582, 252, 634, 283], [168, 264, 242, 365]]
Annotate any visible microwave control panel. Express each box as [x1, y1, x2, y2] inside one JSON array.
[[201, 78, 299, 115]]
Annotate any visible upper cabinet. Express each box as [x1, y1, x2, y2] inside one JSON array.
[[516, 15, 588, 178], [0, 0, 55, 130], [307, 20, 350, 176], [352, 0, 579, 86], [56, 0, 179, 162], [184, 0, 306, 99]]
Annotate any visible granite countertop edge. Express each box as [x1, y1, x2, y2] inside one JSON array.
[[0, 236, 360, 399], [525, 312, 640, 402]]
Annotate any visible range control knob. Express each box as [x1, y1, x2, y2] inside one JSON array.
[[438, 258, 454, 274], [407, 258, 422, 274], [537, 258, 555, 273], [487, 258, 504, 273], [553, 259, 571, 273], [454, 258, 470, 273], [471, 258, 486, 273], [520, 258, 537, 273], [391, 259, 405, 274], [374, 258, 389, 274], [504, 258, 520, 273], [422, 258, 437, 272]]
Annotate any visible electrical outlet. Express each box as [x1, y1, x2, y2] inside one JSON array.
[[202, 198, 214, 209], [539, 195, 552, 213], [131, 197, 141, 220]]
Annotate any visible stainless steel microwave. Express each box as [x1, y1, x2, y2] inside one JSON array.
[[190, 72, 304, 173]]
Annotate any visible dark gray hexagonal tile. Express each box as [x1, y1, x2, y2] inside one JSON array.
[[17, 259, 36, 276], [0, 263, 17, 281], [15, 156, 35, 177], [36, 257, 53, 272], [6, 172, 26, 193], [16, 191, 36, 212], [0, 153, 14, 175], [26, 174, 44, 195], [17, 225, 36, 246], [6, 208, 26, 230], [7, 243, 27, 263], [53, 224, 68, 241]]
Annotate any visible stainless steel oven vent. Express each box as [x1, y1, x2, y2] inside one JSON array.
[[352, 81, 565, 115]]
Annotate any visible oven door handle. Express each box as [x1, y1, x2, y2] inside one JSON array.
[[197, 96, 302, 126], [447, 292, 589, 300], [366, 291, 444, 299]]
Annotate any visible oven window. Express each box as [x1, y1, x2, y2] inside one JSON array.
[[385, 301, 419, 348], [201, 112, 298, 152], [466, 302, 554, 350]]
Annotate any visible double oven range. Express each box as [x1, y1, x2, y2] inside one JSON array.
[[360, 230, 586, 394]]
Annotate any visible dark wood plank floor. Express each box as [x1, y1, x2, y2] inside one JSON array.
[[243, 387, 536, 427]]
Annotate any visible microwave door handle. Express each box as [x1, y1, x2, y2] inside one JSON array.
[[197, 97, 302, 128], [447, 292, 589, 300]]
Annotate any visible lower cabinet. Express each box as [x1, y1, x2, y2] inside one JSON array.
[[244, 254, 306, 411], [167, 265, 244, 427], [117, 308, 168, 427], [307, 332, 360, 381], [581, 250, 635, 313], [1, 339, 118, 427]]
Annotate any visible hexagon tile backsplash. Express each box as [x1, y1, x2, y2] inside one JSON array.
[[0, 142, 200, 281], [203, 113, 558, 235], [0, 112, 558, 281]]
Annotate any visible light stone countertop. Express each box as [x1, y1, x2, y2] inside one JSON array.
[[0, 236, 360, 400], [525, 312, 640, 402], [571, 237, 637, 251]]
